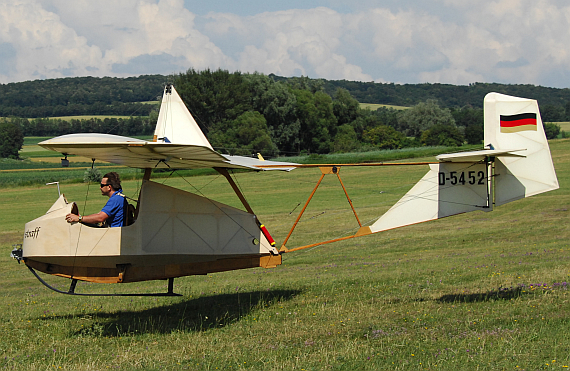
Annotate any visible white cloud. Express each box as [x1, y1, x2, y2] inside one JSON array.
[[205, 8, 374, 81], [0, 1, 103, 83], [1, 0, 570, 87], [44, 0, 226, 73]]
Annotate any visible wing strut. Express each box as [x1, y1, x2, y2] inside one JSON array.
[[216, 167, 278, 249], [215, 167, 255, 214]]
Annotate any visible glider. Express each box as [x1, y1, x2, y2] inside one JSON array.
[[12, 86, 559, 296]]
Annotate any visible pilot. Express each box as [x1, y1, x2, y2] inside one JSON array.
[[65, 172, 127, 227]]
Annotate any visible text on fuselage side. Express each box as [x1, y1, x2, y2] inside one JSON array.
[[24, 227, 41, 239]]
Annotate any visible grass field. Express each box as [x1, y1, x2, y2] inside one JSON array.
[[558, 122, 570, 133], [359, 103, 409, 111], [47, 115, 138, 120], [0, 139, 568, 370]]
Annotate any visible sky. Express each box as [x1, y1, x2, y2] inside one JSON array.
[[1, 0, 570, 88]]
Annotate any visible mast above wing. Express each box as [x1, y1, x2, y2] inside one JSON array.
[[153, 84, 213, 148]]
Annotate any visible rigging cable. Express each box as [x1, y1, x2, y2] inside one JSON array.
[[104, 85, 166, 136], [70, 158, 95, 279], [385, 161, 492, 211], [167, 166, 270, 251], [143, 160, 265, 253]]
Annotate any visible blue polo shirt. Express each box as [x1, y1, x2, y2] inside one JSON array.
[[101, 189, 127, 227]]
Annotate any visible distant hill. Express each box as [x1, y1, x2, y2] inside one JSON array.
[[2, 73, 570, 118], [269, 74, 570, 109], [0, 75, 166, 118]]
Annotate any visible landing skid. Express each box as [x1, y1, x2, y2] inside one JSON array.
[[27, 265, 182, 297]]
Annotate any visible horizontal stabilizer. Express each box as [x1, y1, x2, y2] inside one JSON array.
[[436, 148, 526, 162], [369, 92, 559, 234]]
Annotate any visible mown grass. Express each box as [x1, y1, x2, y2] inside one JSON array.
[[359, 103, 409, 111], [46, 115, 138, 120], [0, 139, 568, 370], [273, 145, 480, 165], [558, 122, 570, 133]]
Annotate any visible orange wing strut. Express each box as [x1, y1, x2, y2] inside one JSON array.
[[335, 167, 362, 227], [280, 169, 327, 249]]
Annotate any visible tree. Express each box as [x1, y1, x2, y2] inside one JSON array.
[[363, 125, 405, 149], [0, 119, 24, 159], [540, 104, 565, 122], [464, 124, 484, 145], [420, 124, 464, 147], [396, 100, 456, 138], [451, 106, 483, 128], [333, 124, 359, 152], [247, 75, 300, 154], [209, 111, 278, 156], [175, 68, 252, 134], [451, 106, 484, 145], [294, 89, 337, 154], [543, 122, 560, 139], [333, 88, 360, 126]]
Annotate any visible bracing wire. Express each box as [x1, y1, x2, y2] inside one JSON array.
[[282, 160, 494, 258], [70, 158, 96, 278], [228, 169, 251, 209], [104, 85, 166, 135], [147, 158, 260, 247]]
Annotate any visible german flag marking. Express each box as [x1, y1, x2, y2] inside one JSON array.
[[500, 113, 537, 133]]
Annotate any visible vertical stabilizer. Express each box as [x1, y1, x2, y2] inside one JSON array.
[[484, 93, 558, 205], [154, 85, 213, 149]]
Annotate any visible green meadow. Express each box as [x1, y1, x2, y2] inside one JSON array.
[[47, 115, 138, 120], [0, 139, 568, 370], [558, 122, 570, 133], [359, 103, 409, 111]]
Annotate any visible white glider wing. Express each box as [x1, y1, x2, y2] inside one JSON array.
[[39, 86, 297, 171]]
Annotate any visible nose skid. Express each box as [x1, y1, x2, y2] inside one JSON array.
[[10, 244, 23, 263]]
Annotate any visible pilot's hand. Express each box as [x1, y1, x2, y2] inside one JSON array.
[[65, 213, 80, 223]]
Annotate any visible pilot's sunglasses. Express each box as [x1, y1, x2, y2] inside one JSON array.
[[100, 183, 110, 188]]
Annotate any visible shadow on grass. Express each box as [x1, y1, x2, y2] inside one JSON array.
[[40, 289, 301, 337], [437, 286, 524, 303]]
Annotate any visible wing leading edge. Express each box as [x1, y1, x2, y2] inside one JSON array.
[[39, 133, 297, 171]]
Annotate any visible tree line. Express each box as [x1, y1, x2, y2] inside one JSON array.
[[175, 70, 564, 156], [0, 75, 165, 118], [271, 76, 570, 122], [0, 69, 566, 159], [3, 73, 570, 120], [9, 116, 156, 137], [173, 69, 486, 156], [0, 116, 156, 159]]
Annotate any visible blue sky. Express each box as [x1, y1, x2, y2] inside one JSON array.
[[2, 0, 570, 88]]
